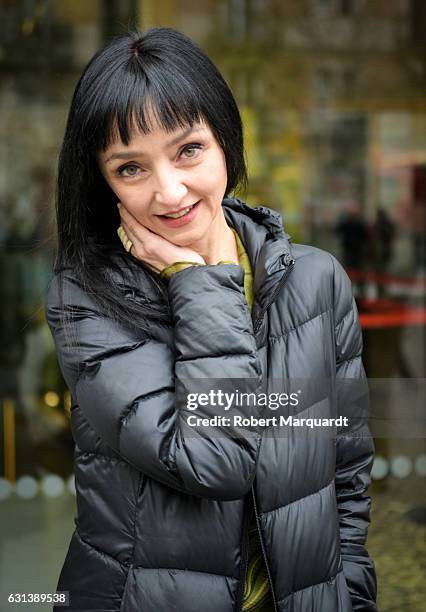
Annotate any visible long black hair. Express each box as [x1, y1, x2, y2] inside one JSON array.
[[54, 27, 248, 334]]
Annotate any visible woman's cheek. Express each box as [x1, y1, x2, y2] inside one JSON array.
[[206, 156, 228, 193], [117, 186, 144, 211], [126, 193, 154, 227], [103, 175, 150, 220]]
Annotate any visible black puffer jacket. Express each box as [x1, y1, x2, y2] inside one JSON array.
[[46, 197, 377, 612]]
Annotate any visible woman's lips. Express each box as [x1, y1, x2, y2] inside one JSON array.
[[156, 200, 201, 228]]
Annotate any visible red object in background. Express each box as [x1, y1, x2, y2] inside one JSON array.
[[358, 298, 426, 329], [346, 268, 426, 329]]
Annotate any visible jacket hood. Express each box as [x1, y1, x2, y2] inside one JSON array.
[[222, 196, 294, 324], [222, 196, 289, 238]]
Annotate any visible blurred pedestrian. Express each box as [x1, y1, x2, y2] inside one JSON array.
[[335, 201, 370, 296], [373, 207, 395, 273]]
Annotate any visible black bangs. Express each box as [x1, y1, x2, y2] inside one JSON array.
[[91, 63, 206, 154], [76, 32, 213, 155]]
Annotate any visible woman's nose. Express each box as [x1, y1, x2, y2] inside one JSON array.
[[153, 167, 188, 207]]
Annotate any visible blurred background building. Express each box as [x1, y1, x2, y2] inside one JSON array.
[[0, 1, 425, 610]]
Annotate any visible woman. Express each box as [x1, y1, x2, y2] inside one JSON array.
[[45, 27, 377, 611]]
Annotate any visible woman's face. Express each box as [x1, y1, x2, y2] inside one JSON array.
[[98, 117, 228, 247]]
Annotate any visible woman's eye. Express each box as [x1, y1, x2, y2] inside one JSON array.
[[181, 144, 202, 159], [116, 145, 202, 177], [118, 165, 141, 178]]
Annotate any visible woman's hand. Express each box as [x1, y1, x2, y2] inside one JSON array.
[[117, 203, 205, 272]]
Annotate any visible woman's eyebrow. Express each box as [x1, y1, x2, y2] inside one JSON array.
[[104, 126, 206, 164]]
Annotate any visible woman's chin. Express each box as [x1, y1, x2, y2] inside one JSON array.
[[161, 224, 208, 247]]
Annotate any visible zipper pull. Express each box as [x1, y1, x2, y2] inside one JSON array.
[[281, 253, 295, 267]]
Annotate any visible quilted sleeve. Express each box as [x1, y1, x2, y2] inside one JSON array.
[[331, 255, 378, 611], [45, 265, 263, 501]]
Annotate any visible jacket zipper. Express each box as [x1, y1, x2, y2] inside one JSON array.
[[250, 487, 279, 612], [253, 256, 295, 334], [235, 496, 252, 611], [243, 253, 294, 611]]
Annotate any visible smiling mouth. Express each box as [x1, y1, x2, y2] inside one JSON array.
[[159, 202, 199, 219]]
